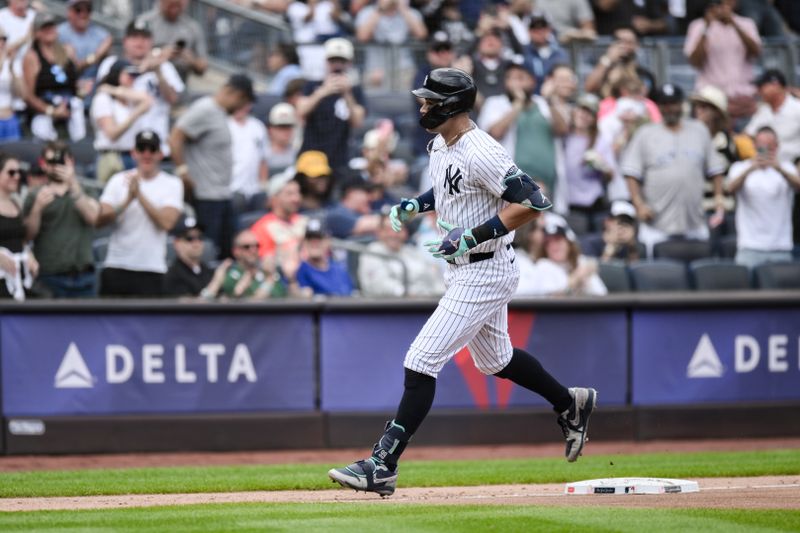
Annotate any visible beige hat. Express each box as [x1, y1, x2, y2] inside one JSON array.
[[268, 103, 297, 126], [324, 38, 354, 61], [689, 85, 728, 117]]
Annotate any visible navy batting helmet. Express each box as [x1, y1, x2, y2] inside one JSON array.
[[412, 68, 476, 129]]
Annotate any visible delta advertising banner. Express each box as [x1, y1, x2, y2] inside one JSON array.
[[1, 314, 315, 416], [320, 310, 627, 411], [632, 308, 800, 405]]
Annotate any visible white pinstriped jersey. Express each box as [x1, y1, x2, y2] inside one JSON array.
[[429, 124, 516, 266]]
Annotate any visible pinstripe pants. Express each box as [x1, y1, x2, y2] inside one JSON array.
[[404, 246, 519, 378]]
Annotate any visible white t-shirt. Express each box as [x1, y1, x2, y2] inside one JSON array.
[[726, 160, 796, 252], [0, 7, 34, 107], [744, 95, 800, 163], [477, 94, 552, 158], [0, 60, 13, 109], [100, 169, 184, 273], [533, 256, 608, 296], [97, 56, 185, 155], [228, 115, 268, 197], [90, 92, 138, 151]]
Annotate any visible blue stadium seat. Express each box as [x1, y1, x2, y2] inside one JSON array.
[[753, 262, 800, 289], [629, 260, 690, 292], [598, 261, 632, 293], [689, 259, 751, 290]]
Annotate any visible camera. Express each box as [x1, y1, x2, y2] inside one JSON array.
[[174, 39, 186, 50], [47, 148, 66, 165]]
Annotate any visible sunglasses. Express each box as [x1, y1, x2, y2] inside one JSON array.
[[5, 169, 19, 177], [182, 234, 203, 242], [236, 243, 259, 250], [0, 37, 7, 42], [135, 144, 159, 153]]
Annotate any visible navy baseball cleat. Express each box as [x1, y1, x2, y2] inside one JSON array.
[[328, 457, 398, 497], [557, 387, 597, 462]]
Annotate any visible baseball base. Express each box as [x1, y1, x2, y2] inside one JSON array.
[[565, 477, 700, 495]]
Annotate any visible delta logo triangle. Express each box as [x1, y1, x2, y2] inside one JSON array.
[[686, 334, 724, 378], [54, 342, 95, 388]]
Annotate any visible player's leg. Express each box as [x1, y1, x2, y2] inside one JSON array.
[[328, 275, 498, 495], [470, 308, 597, 462]]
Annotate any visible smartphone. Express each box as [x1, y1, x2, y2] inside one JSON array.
[[47, 149, 66, 165], [175, 39, 186, 50]]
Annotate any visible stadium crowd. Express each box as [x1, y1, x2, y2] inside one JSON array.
[[0, 0, 798, 299]]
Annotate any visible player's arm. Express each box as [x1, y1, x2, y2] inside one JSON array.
[[388, 188, 435, 232]]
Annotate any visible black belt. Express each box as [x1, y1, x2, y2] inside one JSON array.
[[448, 244, 511, 265]]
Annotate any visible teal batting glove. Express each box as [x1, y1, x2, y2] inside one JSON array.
[[424, 219, 478, 260], [389, 198, 419, 232]]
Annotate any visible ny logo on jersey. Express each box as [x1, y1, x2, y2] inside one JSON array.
[[444, 164, 463, 195]]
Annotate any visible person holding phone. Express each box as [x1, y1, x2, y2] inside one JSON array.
[[23, 142, 99, 298], [138, 0, 208, 83]]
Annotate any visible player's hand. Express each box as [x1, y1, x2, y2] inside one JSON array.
[[389, 198, 419, 232], [424, 219, 478, 260]]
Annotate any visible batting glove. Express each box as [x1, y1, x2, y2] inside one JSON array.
[[424, 219, 478, 260], [389, 198, 419, 232]]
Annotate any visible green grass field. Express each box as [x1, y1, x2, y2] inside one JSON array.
[[1, 449, 799, 532]]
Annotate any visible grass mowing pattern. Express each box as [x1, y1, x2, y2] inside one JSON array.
[[0, 503, 799, 532], [0, 449, 798, 498]]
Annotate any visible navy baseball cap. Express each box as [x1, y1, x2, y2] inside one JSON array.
[[305, 218, 330, 239], [754, 68, 787, 87], [652, 83, 685, 104]]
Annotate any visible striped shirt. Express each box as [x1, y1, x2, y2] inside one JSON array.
[[429, 124, 516, 265]]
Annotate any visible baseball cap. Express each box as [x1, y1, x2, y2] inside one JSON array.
[[305, 218, 330, 239], [652, 83, 685, 105], [754, 68, 787, 87], [529, 10, 550, 29], [610, 200, 637, 223], [542, 213, 577, 242], [266, 167, 297, 198], [576, 93, 600, 115], [171, 215, 205, 238], [134, 129, 161, 151], [295, 150, 332, 178], [33, 12, 58, 31], [268, 103, 297, 127], [505, 54, 533, 76], [125, 18, 152, 37], [226, 73, 256, 102], [689, 85, 728, 117], [429, 31, 452, 52], [67, 0, 92, 7], [324, 38, 354, 61]]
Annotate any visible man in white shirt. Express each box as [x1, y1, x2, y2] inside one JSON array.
[[229, 101, 268, 215], [726, 126, 800, 268], [745, 69, 800, 163], [96, 19, 184, 155], [96, 130, 183, 297]]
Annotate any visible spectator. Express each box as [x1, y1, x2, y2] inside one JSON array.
[[96, 130, 183, 297], [355, 0, 428, 89], [326, 179, 381, 239], [0, 25, 23, 142], [469, 28, 510, 104], [23, 164, 47, 195], [685, 0, 761, 122], [170, 73, 256, 259], [97, 19, 184, 156], [294, 150, 335, 212], [264, 102, 300, 178], [690, 85, 754, 171], [200, 229, 292, 300], [591, 0, 668, 36], [229, 100, 268, 215], [251, 170, 307, 266], [23, 12, 84, 142], [582, 200, 642, 263], [23, 142, 99, 298], [0, 0, 35, 72], [477, 59, 567, 203], [745, 69, 800, 163], [57, 0, 112, 95], [411, 31, 455, 158], [296, 219, 353, 296], [296, 38, 366, 175], [91, 60, 153, 183], [358, 214, 444, 297], [726, 126, 800, 268], [350, 120, 408, 193], [513, 218, 544, 296], [541, 64, 578, 129], [599, 96, 649, 201], [506, 0, 534, 47], [523, 11, 569, 91], [163, 215, 214, 297], [139, 0, 208, 83], [536, 0, 597, 42], [584, 27, 656, 99], [266, 43, 303, 96], [622, 84, 727, 256], [533, 213, 607, 296], [597, 69, 659, 125], [0, 152, 37, 300], [286, 0, 348, 79], [563, 94, 615, 233]]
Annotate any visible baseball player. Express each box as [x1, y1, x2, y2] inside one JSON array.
[[328, 68, 597, 497]]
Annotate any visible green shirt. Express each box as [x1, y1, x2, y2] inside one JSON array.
[[23, 188, 94, 276], [221, 263, 287, 299], [514, 105, 557, 197]]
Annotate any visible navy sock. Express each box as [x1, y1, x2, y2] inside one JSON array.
[[394, 368, 436, 436], [495, 348, 572, 413]]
